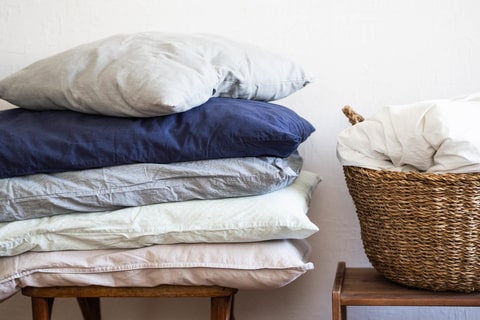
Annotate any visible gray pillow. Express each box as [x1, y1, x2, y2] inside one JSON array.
[[0, 152, 303, 222], [0, 32, 312, 117]]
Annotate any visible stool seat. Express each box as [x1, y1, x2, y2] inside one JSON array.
[[22, 285, 237, 320], [332, 261, 480, 320]]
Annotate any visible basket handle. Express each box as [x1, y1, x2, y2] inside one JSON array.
[[342, 105, 364, 125]]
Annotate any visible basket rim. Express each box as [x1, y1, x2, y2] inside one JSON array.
[[343, 165, 480, 183]]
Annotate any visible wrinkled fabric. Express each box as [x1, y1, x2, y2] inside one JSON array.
[[337, 93, 480, 173], [0, 152, 303, 222], [0, 32, 312, 117]]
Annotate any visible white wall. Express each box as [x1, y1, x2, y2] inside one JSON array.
[[1, 1, 480, 319]]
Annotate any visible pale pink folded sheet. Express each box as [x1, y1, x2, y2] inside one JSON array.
[[0, 239, 314, 302]]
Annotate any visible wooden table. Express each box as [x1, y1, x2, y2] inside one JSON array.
[[332, 261, 480, 320]]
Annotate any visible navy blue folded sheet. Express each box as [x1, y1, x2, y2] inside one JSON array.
[[0, 97, 315, 178]]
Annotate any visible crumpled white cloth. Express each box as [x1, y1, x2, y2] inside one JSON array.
[[337, 93, 480, 173]]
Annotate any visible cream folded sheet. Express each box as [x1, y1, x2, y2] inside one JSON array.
[[337, 92, 480, 173]]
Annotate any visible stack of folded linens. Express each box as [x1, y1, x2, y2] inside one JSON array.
[[0, 32, 319, 302]]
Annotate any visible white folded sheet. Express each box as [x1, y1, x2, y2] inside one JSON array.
[[337, 93, 480, 173]]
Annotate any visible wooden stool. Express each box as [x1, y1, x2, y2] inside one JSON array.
[[22, 285, 237, 320], [332, 261, 480, 320]]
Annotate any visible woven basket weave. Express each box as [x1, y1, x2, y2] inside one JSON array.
[[342, 105, 480, 292]]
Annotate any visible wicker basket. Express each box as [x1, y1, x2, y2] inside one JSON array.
[[342, 105, 480, 292]]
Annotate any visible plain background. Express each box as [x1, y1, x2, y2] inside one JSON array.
[[1, 1, 480, 319]]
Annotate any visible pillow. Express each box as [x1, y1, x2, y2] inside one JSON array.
[[0, 98, 315, 179], [0, 170, 320, 257], [0, 239, 314, 301], [0, 152, 303, 222], [0, 32, 312, 117]]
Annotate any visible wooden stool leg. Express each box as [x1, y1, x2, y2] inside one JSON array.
[[230, 295, 235, 320], [332, 304, 346, 320], [77, 297, 102, 320], [210, 294, 234, 320], [31, 297, 54, 320], [332, 261, 347, 320]]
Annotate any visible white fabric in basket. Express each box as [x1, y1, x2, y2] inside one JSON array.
[[337, 92, 480, 173]]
